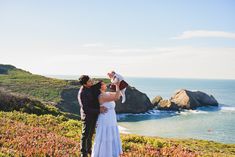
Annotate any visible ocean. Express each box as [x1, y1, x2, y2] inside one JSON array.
[[48, 75, 235, 144]]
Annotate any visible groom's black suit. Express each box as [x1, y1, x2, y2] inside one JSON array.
[[78, 85, 100, 157]]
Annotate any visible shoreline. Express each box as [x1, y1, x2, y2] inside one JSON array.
[[116, 106, 235, 144]]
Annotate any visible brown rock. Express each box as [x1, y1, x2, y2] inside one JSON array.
[[158, 99, 179, 111], [151, 96, 163, 107], [170, 89, 218, 109]]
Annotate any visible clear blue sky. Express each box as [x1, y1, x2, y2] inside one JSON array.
[[0, 0, 235, 79]]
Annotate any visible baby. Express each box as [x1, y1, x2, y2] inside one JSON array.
[[107, 71, 129, 103]]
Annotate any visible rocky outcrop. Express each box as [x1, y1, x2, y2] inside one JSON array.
[[153, 89, 218, 110], [58, 86, 153, 114], [158, 100, 179, 111], [170, 89, 218, 109], [152, 96, 163, 107], [112, 86, 154, 113]]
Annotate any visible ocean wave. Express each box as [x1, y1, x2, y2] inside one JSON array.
[[179, 110, 208, 115], [117, 110, 176, 117], [118, 109, 209, 116], [118, 125, 130, 134], [220, 106, 235, 112]]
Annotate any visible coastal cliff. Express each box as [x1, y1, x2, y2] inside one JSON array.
[[0, 64, 152, 115]]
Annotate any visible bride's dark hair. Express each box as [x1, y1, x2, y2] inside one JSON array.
[[91, 80, 103, 104]]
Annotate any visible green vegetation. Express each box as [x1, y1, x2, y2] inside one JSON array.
[[0, 64, 71, 102], [0, 111, 234, 157], [0, 88, 79, 119], [0, 111, 81, 156]]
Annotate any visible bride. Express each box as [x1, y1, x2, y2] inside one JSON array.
[[91, 80, 123, 157]]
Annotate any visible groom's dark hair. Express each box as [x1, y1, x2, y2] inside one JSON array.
[[79, 75, 90, 85]]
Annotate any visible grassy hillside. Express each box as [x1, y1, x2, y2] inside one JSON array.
[[0, 88, 80, 119], [0, 111, 234, 157], [0, 64, 75, 102], [0, 64, 109, 115]]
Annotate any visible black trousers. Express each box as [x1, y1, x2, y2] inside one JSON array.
[[80, 117, 97, 157]]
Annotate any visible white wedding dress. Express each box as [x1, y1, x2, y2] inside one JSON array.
[[91, 92, 123, 157]]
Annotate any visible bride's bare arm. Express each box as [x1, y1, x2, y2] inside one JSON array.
[[99, 85, 121, 103]]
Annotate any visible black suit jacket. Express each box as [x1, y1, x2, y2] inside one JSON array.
[[78, 85, 100, 121]]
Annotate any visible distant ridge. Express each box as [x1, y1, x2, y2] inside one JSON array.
[[0, 64, 31, 75], [0, 64, 16, 74]]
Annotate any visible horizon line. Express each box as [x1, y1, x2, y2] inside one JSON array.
[[44, 74, 235, 81]]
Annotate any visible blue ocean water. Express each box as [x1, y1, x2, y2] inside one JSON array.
[[118, 77, 235, 144], [125, 77, 235, 105], [48, 75, 235, 143]]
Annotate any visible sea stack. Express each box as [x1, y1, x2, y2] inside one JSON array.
[[153, 89, 218, 110]]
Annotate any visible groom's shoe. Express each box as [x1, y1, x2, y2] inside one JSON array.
[[80, 152, 88, 157]]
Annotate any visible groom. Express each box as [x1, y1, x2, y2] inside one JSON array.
[[78, 75, 107, 157]]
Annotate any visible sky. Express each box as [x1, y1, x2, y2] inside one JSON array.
[[0, 0, 235, 79]]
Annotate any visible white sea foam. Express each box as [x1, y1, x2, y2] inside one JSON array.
[[117, 109, 210, 117], [118, 125, 130, 134], [179, 109, 208, 115], [118, 110, 176, 116], [220, 106, 235, 112]]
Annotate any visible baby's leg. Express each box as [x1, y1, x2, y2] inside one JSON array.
[[120, 88, 127, 103]]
